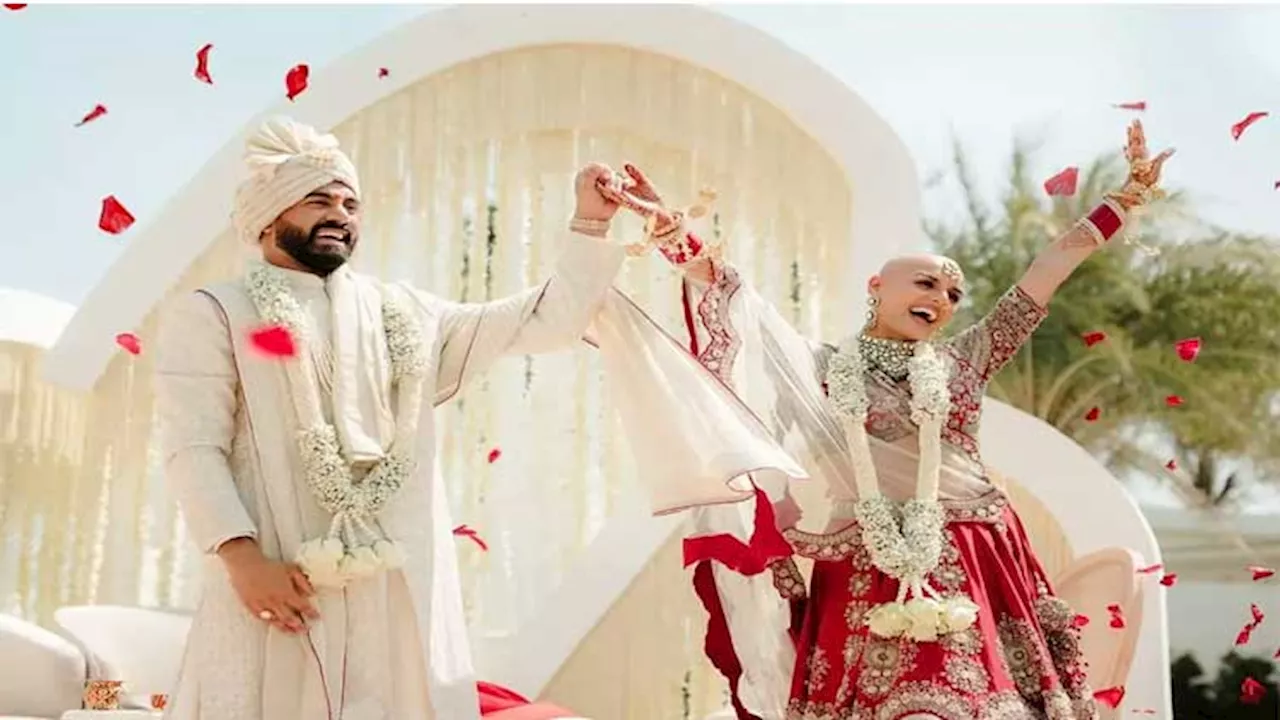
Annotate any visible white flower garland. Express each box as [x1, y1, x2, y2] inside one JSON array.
[[826, 337, 980, 641], [245, 264, 427, 589]]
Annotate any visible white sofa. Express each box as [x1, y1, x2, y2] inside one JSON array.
[[0, 613, 86, 719]]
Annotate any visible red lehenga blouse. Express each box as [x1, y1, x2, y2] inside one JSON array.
[[668, 262, 1101, 720]]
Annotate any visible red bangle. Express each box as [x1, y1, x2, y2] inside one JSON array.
[[658, 231, 706, 267], [1078, 199, 1126, 245]]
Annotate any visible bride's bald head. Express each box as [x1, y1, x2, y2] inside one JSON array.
[[865, 253, 966, 341]]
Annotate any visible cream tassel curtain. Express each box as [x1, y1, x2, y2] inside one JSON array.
[[1, 44, 852, 717]]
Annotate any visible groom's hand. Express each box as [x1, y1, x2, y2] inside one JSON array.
[[573, 163, 622, 222], [219, 537, 319, 634]]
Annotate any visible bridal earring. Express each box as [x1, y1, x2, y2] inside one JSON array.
[[865, 296, 880, 329]]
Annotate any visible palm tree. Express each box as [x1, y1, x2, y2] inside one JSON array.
[[927, 141, 1280, 506]]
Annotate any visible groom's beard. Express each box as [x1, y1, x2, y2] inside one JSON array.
[[276, 220, 358, 276]]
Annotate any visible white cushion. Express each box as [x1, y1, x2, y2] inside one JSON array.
[[0, 614, 86, 718], [53, 607, 191, 707]]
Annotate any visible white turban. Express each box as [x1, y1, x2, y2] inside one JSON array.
[[232, 116, 361, 245]]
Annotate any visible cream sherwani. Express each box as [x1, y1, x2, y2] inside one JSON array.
[[154, 232, 624, 720]]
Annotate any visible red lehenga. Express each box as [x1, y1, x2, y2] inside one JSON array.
[[668, 262, 1100, 720]]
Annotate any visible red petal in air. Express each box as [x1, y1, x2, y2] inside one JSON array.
[[1250, 566, 1275, 581], [98, 195, 136, 235], [1044, 166, 1079, 197], [1165, 395, 1184, 407], [1159, 573, 1178, 587], [1114, 101, 1147, 112], [1085, 407, 1101, 423], [1237, 626, 1255, 646], [248, 325, 297, 358], [1107, 603, 1126, 629], [3, 4, 28, 9], [1274, 647, 1280, 660], [1274, 181, 1280, 191], [1175, 337, 1202, 362], [285, 63, 309, 101], [1137, 563, 1163, 575], [75, 104, 107, 127], [378, 67, 390, 79], [1251, 603, 1265, 624], [487, 447, 502, 464], [1232, 111, 1269, 141], [1093, 686, 1126, 709], [452, 524, 489, 551], [1241, 676, 1266, 704], [1082, 331, 1108, 347], [1071, 614, 1090, 629], [194, 43, 214, 85], [115, 333, 141, 356]]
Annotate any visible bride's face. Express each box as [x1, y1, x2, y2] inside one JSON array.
[[865, 255, 966, 341]]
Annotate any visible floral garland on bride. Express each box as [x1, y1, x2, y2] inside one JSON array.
[[825, 336, 980, 641], [245, 264, 427, 590]]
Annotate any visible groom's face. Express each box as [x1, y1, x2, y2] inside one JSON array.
[[264, 181, 362, 276]]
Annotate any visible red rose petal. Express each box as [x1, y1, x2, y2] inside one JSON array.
[[1236, 626, 1254, 646], [3, 4, 28, 9], [487, 447, 501, 464], [1274, 181, 1280, 191], [1093, 686, 1126, 709], [1071, 613, 1090, 628], [452, 524, 489, 551], [98, 195, 136, 235], [378, 67, 390, 79], [285, 63, 309, 101], [1250, 566, 1275, 581], [1165, 395, 1184, 407], [1082, 331, 1108, 347], [1085, 407, 1101, 422], [1175, 337, 1202, 362], [1107, 603, 1126, 629], [1114, 101, 1147, 112], [75, 104, 107, 127], [1251, 603, 1265, 624], [115, 332, 141, 356], [1232, 111, 1269, 141], [1241, 676, 1266, 704], [194, 43, 214, 85], [1165, 459, 1178, 471], [1044, 166, 1079, 197], [1137, 563, 1163, 575], [248, 324, 297, 358], [1274, 647, 1280, 660], [1159, 573, 1177, 587]]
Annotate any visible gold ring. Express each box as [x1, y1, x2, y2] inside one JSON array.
[[258, 610, 274, 621]]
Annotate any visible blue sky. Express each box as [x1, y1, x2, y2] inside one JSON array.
[[2, 4, 1279, 306]]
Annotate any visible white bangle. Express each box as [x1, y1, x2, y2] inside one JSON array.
[[569, 216, 610, 238]]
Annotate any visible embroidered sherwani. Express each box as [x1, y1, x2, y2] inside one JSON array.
[[154, 232, 624, 720]]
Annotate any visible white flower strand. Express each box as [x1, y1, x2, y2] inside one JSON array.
[[245, 265, 425, 589], [826, 336, 980, 641]]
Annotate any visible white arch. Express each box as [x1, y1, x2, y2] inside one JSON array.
[[42, 4, 922, 391]]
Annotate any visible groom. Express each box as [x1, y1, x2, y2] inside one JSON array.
[[153, 116, 628, 719]]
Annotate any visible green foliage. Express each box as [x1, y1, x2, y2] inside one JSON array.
[[1172, 651, 1279, 719], [927, 141, 1280, 502]]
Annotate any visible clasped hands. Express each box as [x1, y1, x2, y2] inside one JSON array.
[[572, 162, 680, 240], [1107, 119, 1175, 211]]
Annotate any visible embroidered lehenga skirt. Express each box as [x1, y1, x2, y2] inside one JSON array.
[[782, 494, 1100, 720]]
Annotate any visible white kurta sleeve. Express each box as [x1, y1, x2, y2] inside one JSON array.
[[154, 291, 258, 553], [420, 231, 626, 404]]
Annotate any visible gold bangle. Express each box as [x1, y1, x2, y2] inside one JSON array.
[[569, 216, 610, 238]]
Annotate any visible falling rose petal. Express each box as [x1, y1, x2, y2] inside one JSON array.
[[1165, 459, 1178, 471], [3, 4, 28, 9], [1082, 331, 1108, 347], [75, 104, 107, 127], [1251, 603, 1265, 624], [1114, 101, 1147, 112], [1071, 614, 1090, 629], [1107, 603, 1126, 629], [486, 447, 502, 464], [248, 325, 297, 358], [1093, 686, 1126, 709], [285, 63, 309, 101], [1159, 573, 1178, 587], [1249, 566, 1275, 581], [194, 43, 214, 85], [452, 524, 489, 551], [378, 67, 390, 79], [1241, 676, 1266, 704], [1274, 181, 1280, 191], [98, 195, 136, 235], [1165, 395, 1184, 407], [1274, 647, 1280, 660], [1231, 111, 1269, 141], [1085, 407, 1101, 423], [1044, 166, 1079, 197], [115, 333, 141, 356], [1236, 626, 1255, 646], [1174, 337, 1202, 362], [1137, 563, 1163, 575]]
